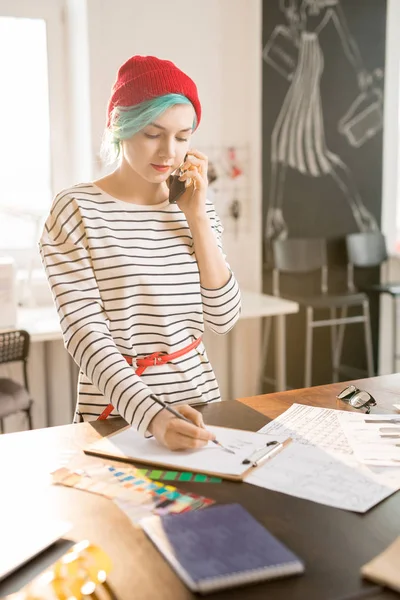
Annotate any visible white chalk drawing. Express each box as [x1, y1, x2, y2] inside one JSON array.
[[338, 74, 383, 148], [263, 0, 384, 242]]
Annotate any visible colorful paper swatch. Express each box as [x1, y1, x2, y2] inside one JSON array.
[[51, 460, 215, 526], [136, 468, 222, 483]]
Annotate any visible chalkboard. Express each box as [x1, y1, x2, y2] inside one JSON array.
[[262, 0, 387, 388]]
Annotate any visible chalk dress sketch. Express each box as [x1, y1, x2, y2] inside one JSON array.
[[263, 0, 383, 242]]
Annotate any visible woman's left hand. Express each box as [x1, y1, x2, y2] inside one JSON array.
[[176, 149, 208, 220]]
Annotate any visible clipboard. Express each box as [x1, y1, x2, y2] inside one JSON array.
[[84, 425, 292, 482]]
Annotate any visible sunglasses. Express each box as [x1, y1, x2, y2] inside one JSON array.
[[336, 385, 377, 413]]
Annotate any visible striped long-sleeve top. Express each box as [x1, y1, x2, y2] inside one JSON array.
[[39, 183, 241, 434]]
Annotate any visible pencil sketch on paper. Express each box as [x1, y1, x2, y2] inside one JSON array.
[[247, 442, 396, 512], [263, 0, 384, 244]]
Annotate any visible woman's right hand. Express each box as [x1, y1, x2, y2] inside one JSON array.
[[147, 404, 216, 450]]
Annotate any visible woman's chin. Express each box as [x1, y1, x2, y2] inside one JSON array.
[[146, 170, 171, 183]]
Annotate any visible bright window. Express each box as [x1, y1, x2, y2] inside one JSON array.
[[0, 16, 51, 250], [0, 0, 67, 269]]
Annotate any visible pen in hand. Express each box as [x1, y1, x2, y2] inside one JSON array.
[[150, 395, 235, 454]]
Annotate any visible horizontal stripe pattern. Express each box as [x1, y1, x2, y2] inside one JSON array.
[[39, 183, 241, 433]]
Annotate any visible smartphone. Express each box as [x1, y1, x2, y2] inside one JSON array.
[[168, 172, 186, 204], [168, 154, 188, 204]]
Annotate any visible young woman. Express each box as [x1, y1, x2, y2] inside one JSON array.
[[40, 55, 241, 450]]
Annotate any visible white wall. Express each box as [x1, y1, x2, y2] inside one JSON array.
[[381, 0, 400, 254], [379, 0, 400, 375]]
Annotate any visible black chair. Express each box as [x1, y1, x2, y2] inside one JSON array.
[[269, 238, 374, 388], [0, 330, 34, 433], [346, 231, 400, 373]]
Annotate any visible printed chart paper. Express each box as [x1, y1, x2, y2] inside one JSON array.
[[246, 404, 400, 512], [338, 412, 400, 468]]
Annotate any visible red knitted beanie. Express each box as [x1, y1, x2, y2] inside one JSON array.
[[106, 55, 201, 129]]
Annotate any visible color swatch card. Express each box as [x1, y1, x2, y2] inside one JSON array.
[[51, 460, 215, 526], [136, 468, 222, 483]]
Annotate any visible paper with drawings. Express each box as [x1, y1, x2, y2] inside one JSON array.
[[338, 412, 400, 467], [245, 404, 400, 512], [85, 425, 276, 477]]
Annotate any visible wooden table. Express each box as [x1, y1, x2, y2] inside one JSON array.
[[238, 373, 400, 420], [1, 376, 400, 600]]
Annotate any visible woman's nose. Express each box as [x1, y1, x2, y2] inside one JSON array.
[[159, 137, 176, 159]]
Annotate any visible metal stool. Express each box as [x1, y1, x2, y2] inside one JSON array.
[[0, 330, 34, 433], [346, 231, 400, 374], [270, 238, 374, 388]]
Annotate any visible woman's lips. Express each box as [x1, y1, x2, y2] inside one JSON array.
[[151, 164, 171, 172]]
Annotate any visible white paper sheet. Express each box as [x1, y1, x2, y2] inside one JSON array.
[[0, 519, 70, 581], [245, 404, 400, 513], [86, 425, 277, 477], [338, 412, 400, 467]]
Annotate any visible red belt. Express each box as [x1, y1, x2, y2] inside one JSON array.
[[97, 336, 202, 420]]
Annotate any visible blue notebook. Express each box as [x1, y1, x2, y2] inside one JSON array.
[[141, 503, 304, 594]]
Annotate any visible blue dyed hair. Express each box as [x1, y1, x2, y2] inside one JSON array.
[[102, 93, 197, 163]]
